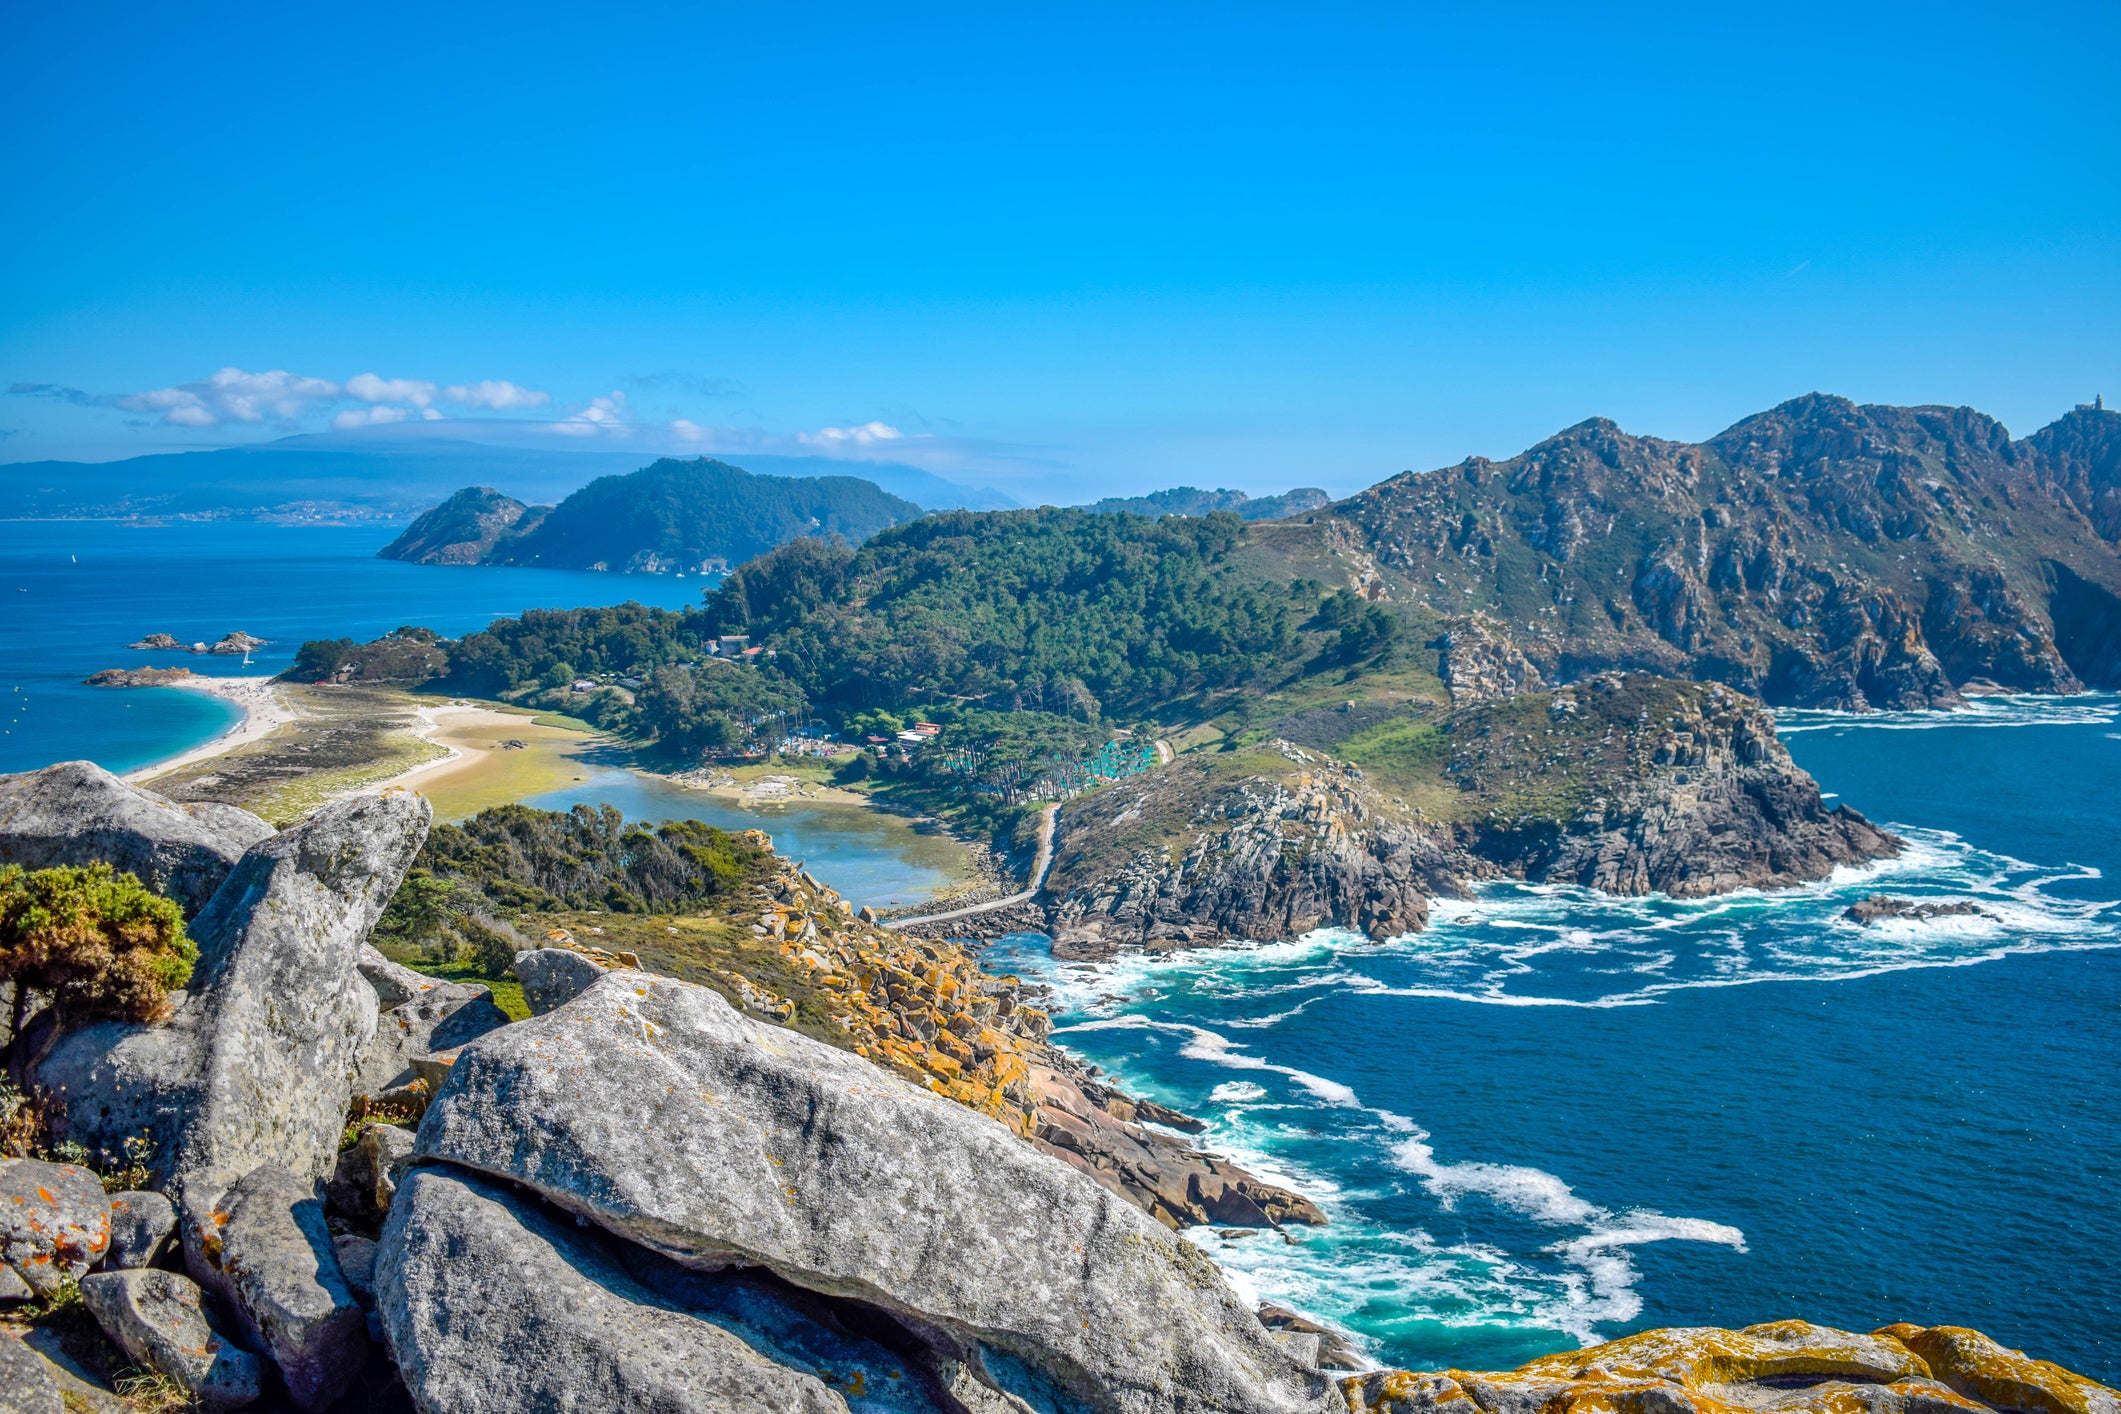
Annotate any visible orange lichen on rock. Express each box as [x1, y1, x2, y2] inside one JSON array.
[[1342, 1321, 2116, 1414]]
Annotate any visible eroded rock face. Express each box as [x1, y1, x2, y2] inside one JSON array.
[[0, 761, 274, 916], [78, 1268, 264, 1408], [379, 1167, 907, 1414], [1338, 1320, 2118, 1414], [513, 945, 610, 1015], [0, 1158, 110, 1296], [414, 970, 1342, 1414]]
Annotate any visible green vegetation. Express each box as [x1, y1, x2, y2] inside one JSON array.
[[1334, 717, 1450, 786], [0, 864, 194, 1063], [709, 508, 1312, 719]]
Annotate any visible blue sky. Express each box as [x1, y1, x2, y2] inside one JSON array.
[[3, 1, 2116, 502]]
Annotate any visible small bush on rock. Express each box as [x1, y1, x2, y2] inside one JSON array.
[[0, 864, 194, 1064]]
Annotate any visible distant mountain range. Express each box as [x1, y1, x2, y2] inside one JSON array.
[[1081, 486, 1330, 521], [379, 460, 927, 571], [0, 431, 1017, 521]]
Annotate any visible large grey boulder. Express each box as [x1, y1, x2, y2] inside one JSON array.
[[0, 1330, 64, 1414], [167, 790, 430, 1247], [78, 1267, 262, 1407], [513, 946, 608, 1015], [0, 1158, 110, 1296], [102, 1189, 177, 1270], [32, 792, 431, 1197], [327, 1122, 416, 1223], [379, 1167, 891, 1414], [416, 971, 1341, 1414], [205, 1164, 366, 1411], [0, 761, 273, 916]]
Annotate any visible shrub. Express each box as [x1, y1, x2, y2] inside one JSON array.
[[0, 864, 194, 1057]]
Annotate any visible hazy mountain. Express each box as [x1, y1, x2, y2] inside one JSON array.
[[379, 459, 925, 572], [0, 431, 1015, 520]]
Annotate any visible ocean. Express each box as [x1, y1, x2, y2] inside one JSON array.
[[0, 519, 702, 777], [5, 520, 2116, 1382], [987, 693, 2121, 1381]]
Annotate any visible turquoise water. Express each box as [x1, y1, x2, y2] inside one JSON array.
[[0, 520, 703, 776], [986, 694, 2121, 1382]]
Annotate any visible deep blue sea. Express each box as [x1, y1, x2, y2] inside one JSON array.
[[4, 521, 2115, 1382], [988, 694, 2121, 1383]]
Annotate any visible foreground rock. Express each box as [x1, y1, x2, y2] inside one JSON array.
[[0, 1158, 110, 1296], [0, 760, 274, 915], [78, 1267, 264, 1407], [204, 1165, 366, 1411], [24, 792, 429, 1241], [0, 1331, 64, 1414], [1338, 1319, 2118, 1414], [381, 1167, 912, 1414], [413, 969, 1340, 1414]]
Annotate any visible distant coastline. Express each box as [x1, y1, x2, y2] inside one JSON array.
[[122, 674, 294, 781]]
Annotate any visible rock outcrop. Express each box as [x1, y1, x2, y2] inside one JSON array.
[[1045, 748, 1473, 950], [350, 945, 508, 1094], [206, 1164, 367, 1411], [1844, 895, 1992, 925], [0, 760, 274, 916], [0, 1331, 65, 1414], [1327, 396, 2121, 706], [410, 968, 1341, 1414], [1340, 1320, 2118, 1414], [1450, 677, 1899, 897]]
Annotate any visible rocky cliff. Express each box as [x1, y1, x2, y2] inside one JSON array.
[[376, 485, 548, 564], [1327, 396, 2121, 709]]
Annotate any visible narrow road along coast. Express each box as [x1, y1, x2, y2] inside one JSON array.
[[888, 803, 1058, 928]]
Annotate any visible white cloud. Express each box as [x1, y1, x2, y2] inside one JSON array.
[[332, 405, 412, 429], [548, 391, 627, 437], [799, 420, 905, 448], [115, 366, 343, 427], [421, 407, 444, 421], [346, 373, 437, 407], [445, 379, 550, 411]]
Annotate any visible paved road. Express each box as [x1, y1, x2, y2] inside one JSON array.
[[887, 803, 1059, 928]]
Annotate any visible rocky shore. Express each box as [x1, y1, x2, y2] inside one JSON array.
[[0, 760, 2113, 1412]]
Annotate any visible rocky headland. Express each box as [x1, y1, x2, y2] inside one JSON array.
[[0, 760, 2110, 1412]]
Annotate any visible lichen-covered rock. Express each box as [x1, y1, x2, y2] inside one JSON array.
[[78, 1267, 263, 1407], [416, 970, 1342, 1414], [0, 1158, 110, 1296], [0, 760, 273, 916], [202, 1164, 366, 1412], [328, 1122, 416, 1223], [0, 1329, 65, 1414], [378, 1166, 899, 1414], [513, 945, 609, 1015], [1339, 1321, 2117, 1414], [1881, 1324, 2121, 1414], [167, 791, 429, 1253], [102, 1189, 176, 1270]]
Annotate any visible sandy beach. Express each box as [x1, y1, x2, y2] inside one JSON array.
[[124, 675, 298, 783]]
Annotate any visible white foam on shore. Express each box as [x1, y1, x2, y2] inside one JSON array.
[[1774, 692, 2119, 735]]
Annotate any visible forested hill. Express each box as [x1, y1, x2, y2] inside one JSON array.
[[379, 458, 924, 572], [1323, 395, 2121, 709], [1082, 486, 1330, 521]]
